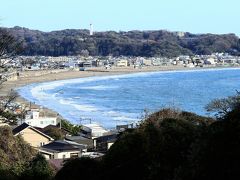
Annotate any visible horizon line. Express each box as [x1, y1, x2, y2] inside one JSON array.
[[1, 25, 239, 36]]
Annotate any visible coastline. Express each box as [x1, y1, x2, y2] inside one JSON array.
[[1, 65, 239, 123]]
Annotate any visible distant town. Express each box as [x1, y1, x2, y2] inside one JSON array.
[[2, 52, 240, 77]]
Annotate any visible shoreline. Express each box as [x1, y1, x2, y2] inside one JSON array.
[[2, 65, 239, 124]]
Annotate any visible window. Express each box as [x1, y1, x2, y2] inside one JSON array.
[[40, 142, 45, 146], [63, 155, 66, 159]]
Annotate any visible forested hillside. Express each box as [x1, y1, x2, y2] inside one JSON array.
[[3, 26, 240, 57]]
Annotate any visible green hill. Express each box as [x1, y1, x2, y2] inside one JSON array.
[[3, 26, 240, 57]]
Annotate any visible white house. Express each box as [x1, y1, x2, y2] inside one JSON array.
[[116, 60, 128, 67], [83, 123, 109, 138], [39, 140, 86, 160], [205, 57, 217, 65], [21, 109, 58, 128]]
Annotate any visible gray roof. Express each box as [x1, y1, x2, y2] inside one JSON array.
[[65, 136, 93, 148], [12, 123, 29, 135], [13, 123, 53, 140], [41, 140, 86, 152]]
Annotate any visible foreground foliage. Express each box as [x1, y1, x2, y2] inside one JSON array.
[[0, 127, 35, 173], [56, 96, 240, 180], [21, 154, 54, 180], [0, 126, 54, 180]]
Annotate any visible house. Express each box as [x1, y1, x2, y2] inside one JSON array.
[[21, 109, 58, 128], [83, 123, 109, 138], [39, 140, 86, 160], [65, 135, 94, 150], [142, 59, 152, 66], [204, 57, 217, 65], [13, 123, 53, 148], [79, 125, 92, 138], [116, 60, 128, 67], [93, 133, 118, 152]]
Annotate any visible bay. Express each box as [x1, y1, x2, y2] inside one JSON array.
[[18, 68, 240, 129]]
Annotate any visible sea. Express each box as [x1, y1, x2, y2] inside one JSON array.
[[17, 68, 240, 129]]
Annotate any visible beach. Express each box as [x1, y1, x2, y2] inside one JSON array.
[[1, 65, 238, 120]]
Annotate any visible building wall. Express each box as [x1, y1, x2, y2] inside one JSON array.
[[24, 117, 57, 128], [117, 60, 128, 67], [20, 128, 52, 148], [107, 142, 114, 149], [54, 151, 81, 159], [143, 59, 152, 66], [40, 150, 81, 160]]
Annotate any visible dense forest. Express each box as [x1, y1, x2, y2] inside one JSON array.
[[3, 26, 240, 57]]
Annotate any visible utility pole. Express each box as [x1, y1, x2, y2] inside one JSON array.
[[57, 113, 61, 129]]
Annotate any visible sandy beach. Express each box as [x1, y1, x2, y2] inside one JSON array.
[[1, 65, 237, 119]]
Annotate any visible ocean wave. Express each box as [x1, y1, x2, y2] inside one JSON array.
[[72, 104, 98, 112], [80, 85, 118, 90], [58, 99, 98, 112]]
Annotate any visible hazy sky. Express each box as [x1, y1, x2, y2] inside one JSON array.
[[0, 0, 239, 35]]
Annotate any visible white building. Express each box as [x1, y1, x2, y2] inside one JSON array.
[[83, 123, 109, 138], [21, 110, 58, 128], [205, 57, 217, 65], [142, 59, 152, 66], [39, 140, 86, 160], [116, 60, 128, 67]]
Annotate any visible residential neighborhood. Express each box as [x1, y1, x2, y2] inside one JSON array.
[[1, 53, 240, 74]]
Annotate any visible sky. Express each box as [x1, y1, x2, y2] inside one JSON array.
[[0, 0, 239, 35]]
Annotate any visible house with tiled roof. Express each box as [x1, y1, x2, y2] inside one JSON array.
[[13, 123, 54, 148], [39, 140, 86, 160]]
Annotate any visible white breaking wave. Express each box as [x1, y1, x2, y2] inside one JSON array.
[[80, 85, 118, 90], [58, 99, 98, 112], [72, 104, 98, 112]]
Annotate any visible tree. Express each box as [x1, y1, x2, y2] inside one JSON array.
[[205, 92, 240, 118], [0, 28, 23, 126], [21, 154, 54, 180], [43, 126, 64, 140], [60, 119, 81, 135], [54, 104, 240, 180], [0, 126, 36, 177], [0, 90, 19, 125], [1, 90, 18, 110], [0, 28, 22, 69], [55, 158, 102, 180], [56, 109, 212, 180], [184, 104, 240, 180]]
